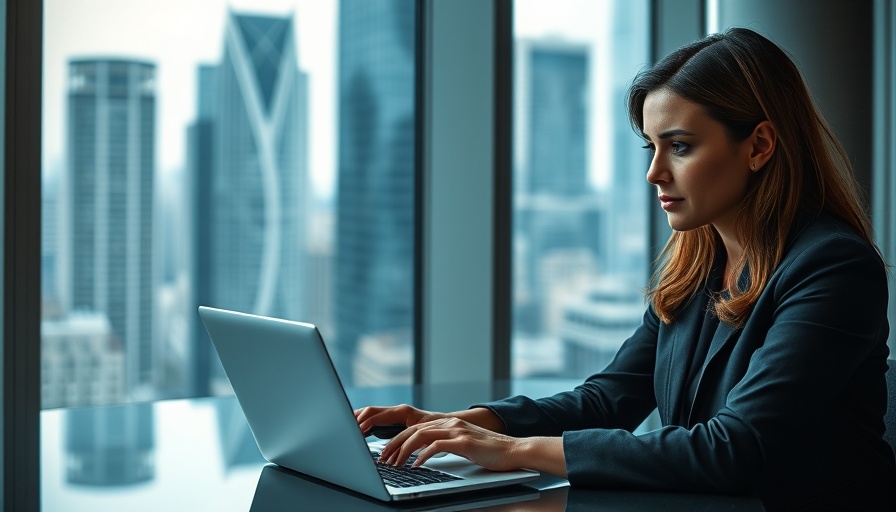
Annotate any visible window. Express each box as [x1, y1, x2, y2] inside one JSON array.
[[512, 0, 652, 378], [42, 0, 418, 407]]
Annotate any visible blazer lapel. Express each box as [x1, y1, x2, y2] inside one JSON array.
[[662, 297, 705, 426], [703, 263, 749, 367], [685, 264, 749, 426], [704, 320, 739, 366], [686, 321, 740, 427]]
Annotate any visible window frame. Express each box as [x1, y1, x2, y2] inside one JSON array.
[[3, 0, 42, 510], [416, 0, 512, 388]]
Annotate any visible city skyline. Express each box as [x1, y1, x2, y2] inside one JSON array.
[[43, 0, 629, 197]]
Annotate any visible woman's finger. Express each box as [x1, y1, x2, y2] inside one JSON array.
[[377, 419, 424, 461], [355, 406, 390, 433], [385, 418, 457, 466], [379, 420, 428, 463], [356, 404, 423, 435], [411, 438, 457, 467]]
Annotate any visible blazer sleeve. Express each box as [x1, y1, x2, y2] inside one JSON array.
[[481, 229, 889, 495], [476, 305, 660, 436]]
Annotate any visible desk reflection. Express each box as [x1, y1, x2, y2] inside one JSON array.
[[250, 464, 569, 512], [64, 403, 155, 486]]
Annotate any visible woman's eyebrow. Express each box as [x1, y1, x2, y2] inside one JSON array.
[[641, 128, 695, 141], [658, 129, 695, 139]]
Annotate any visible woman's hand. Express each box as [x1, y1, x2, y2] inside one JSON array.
[[357, 406, 568, 477], [354, 404, 447, 437], [378, 417, 527, 471]]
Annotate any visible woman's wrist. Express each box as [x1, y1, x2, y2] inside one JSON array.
[[514, 436, 568, 478], [453, 407, 506, 434]]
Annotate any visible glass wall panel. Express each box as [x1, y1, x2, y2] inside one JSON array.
[[41, 0, 417, 407], [512, 0, 651, 378]]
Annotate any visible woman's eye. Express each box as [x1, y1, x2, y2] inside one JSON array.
[[670, 141, 690, 155], [641, 142, 655, 153]]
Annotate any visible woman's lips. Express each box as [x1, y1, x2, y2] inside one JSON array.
[[658, 194, 684, 210]]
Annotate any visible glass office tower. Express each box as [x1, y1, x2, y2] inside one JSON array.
[[512, 0, 650, 378], [519, 41, 589, 198], [514, 39, 613, 378], [189, 11, 309, 395], [557, 3, 650, 377], [334, 0, 416, 386], [513, 39, 599, 343], [65, 58, 156, 396]]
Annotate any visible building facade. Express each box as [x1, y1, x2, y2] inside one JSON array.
[[334, 0, 416, 385], [513, 40, 600, 337], [64, 58, 156, 395], [189, 12, 309, 395]]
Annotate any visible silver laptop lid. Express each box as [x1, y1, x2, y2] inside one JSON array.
[[198, 306, 392, 501]]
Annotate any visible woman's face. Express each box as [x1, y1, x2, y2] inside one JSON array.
[[641, 88, 754, 235]]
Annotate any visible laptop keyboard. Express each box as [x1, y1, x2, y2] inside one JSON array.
[[371, 451, 463, 488]]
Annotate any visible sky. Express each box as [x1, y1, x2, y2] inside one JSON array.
[[43, 0, 637, 197]]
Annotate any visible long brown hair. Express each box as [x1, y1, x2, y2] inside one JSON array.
[[627, 27, 876, 326]]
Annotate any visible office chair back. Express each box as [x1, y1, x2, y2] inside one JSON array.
[[886, 359, 896, 458]]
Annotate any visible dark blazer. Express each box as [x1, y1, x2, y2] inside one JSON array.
[[481, 212, 896, 511]]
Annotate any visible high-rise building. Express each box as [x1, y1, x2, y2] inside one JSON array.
[[543, 2, 652, 379], [516, 39, 589, 197], [334, 0, 416, 385], [189, 12, 309, 395], [64, 58, 156, 395], [513, 40, 601, 336]]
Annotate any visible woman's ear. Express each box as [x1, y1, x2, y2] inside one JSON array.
[[748, 120, 776, 172]]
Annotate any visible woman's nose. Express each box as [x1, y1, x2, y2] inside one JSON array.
[[645, 155, 670, 185]]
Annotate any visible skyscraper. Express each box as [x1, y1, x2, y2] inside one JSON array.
[[65, 58, 156, 394], [513, 40, 600, 336], [189, 11, 309, 395], [553, 2, 652, 379], [335, 0, 416, 385], [518, 40, 589, 197]]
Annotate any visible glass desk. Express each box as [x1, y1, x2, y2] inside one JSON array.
[[41, 380, 766, 511]]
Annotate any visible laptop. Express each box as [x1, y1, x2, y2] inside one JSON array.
[[198, 306, 541, 502]]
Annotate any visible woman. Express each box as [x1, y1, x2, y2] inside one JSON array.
[[355, 28, 896, 510]]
